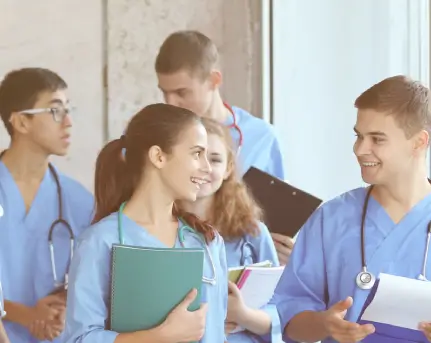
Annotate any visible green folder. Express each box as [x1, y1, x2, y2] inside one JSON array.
[[109, 244, 204, 333]]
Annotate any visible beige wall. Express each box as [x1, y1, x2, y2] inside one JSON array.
[[0, 0, 263, 190]]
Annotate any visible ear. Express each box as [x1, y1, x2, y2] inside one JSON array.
[[412, 130, 429, 154], [208, 70, 222, 90], [148, 145, 167, 169], [9, 112, 32, 135]]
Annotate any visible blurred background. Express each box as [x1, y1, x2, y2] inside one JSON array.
[[0, 0, 429, 201]]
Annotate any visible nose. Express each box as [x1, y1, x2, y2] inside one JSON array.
[[62, 114, 72, 127], [61, 114, 72, 127], [164, 94, 181, 107], [201, 154, 212, 174], [353, 137, 371, 156]]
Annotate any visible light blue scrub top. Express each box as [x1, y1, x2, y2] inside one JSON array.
[[0, 161, 94, 343], [224, 221, 281, 343], [63, 212, 228, 343], [226, 106, 285, 180], [271, 187, 431, 343]]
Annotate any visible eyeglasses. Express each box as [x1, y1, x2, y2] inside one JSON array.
[[19, 106, 74, 122]]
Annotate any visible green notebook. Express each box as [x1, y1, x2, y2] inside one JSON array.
[[109, 244, 204, 333]]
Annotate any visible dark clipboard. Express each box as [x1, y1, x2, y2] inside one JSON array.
[[243, 167, 322, 237]]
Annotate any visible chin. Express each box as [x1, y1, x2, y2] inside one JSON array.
[[183, 192, 198, 202], [361, 174, 381, 186], [50, 147, 69, 157]]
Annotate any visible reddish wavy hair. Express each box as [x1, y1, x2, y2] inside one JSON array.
[[200, 117, 262, 239]]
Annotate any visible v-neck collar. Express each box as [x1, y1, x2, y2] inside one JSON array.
[[120, 213, 182, 248], [0, 161, 52, 223], [367, 189, 431, 236]]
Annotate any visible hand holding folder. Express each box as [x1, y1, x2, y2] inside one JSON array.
[[358, 273, 431, 342], [242, 167, 322, 237], [161, 288, 208, 342], [227, 261, 284, 334], [109, 245, 206, 343]]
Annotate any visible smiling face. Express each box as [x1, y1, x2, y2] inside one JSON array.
[[196, 133, 231, 199], [155, 121, 212, 201], [353, 109, 428, 185]]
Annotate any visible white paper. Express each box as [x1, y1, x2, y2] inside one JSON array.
[[240, 266, 285, 309], [231, 266, 285, 333], [361, 273, 431, 330]]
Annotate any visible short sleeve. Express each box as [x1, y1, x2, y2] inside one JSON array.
[[63, 237, 118, 343], [270, 207, 327, 342]]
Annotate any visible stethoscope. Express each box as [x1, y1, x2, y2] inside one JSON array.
[[356, 185, 431, 290], [0, 281, 5, 318], [240, 238, 257, 266], [224, 103, 243, 156], [117, 202, 217, 285], [0, 151, 74, 291]]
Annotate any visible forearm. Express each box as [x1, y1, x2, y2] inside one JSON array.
[[286, 311, 329, 343], [0, 321, 9, 343], [4, 300, 31, 327], [237, 308, 272, 336]]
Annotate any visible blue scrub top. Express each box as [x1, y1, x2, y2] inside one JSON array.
[[226, 106, 285, 180], [63, 212, 228, 343], [0, 162, 94, 343], [224, 221, 281, 343], [271, 187, 431, 343]]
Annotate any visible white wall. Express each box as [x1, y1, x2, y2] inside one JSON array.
[[0, 0, 105, 189], [271, 0, 430, 201], [0, 0, 264, 190]]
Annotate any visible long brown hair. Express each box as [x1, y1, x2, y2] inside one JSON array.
[[200, 117, 262, 239], [92, 103, 216, 242]]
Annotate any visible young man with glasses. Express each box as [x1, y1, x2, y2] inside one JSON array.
[[0, 68, 94, 343]]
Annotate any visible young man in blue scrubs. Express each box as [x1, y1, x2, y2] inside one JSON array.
[[272, 75, 431, 343], [0, 68, 94, 343], [155, 30, 294, 265]]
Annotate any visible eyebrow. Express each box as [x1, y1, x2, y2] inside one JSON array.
[[353, 127, 387, 137], [190, 145, 206, 151], [49, 99, 69, 106], [158, 85, 187, 93]]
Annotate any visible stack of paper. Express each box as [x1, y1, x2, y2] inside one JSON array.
[[236, 265, 284, 309], [358, 273, 431, 342], [228, 261, 285, 334], [228, 260, 273, 283]]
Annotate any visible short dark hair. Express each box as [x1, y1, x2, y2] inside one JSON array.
[[355, 75, 431, 137], [0, 67, 67, 136], [155, 30, 219, 78]]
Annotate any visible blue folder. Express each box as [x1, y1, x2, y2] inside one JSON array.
[[357, 278, 428, 343]]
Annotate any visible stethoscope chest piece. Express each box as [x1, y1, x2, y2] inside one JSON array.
[[356, 269, 376, 290]]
